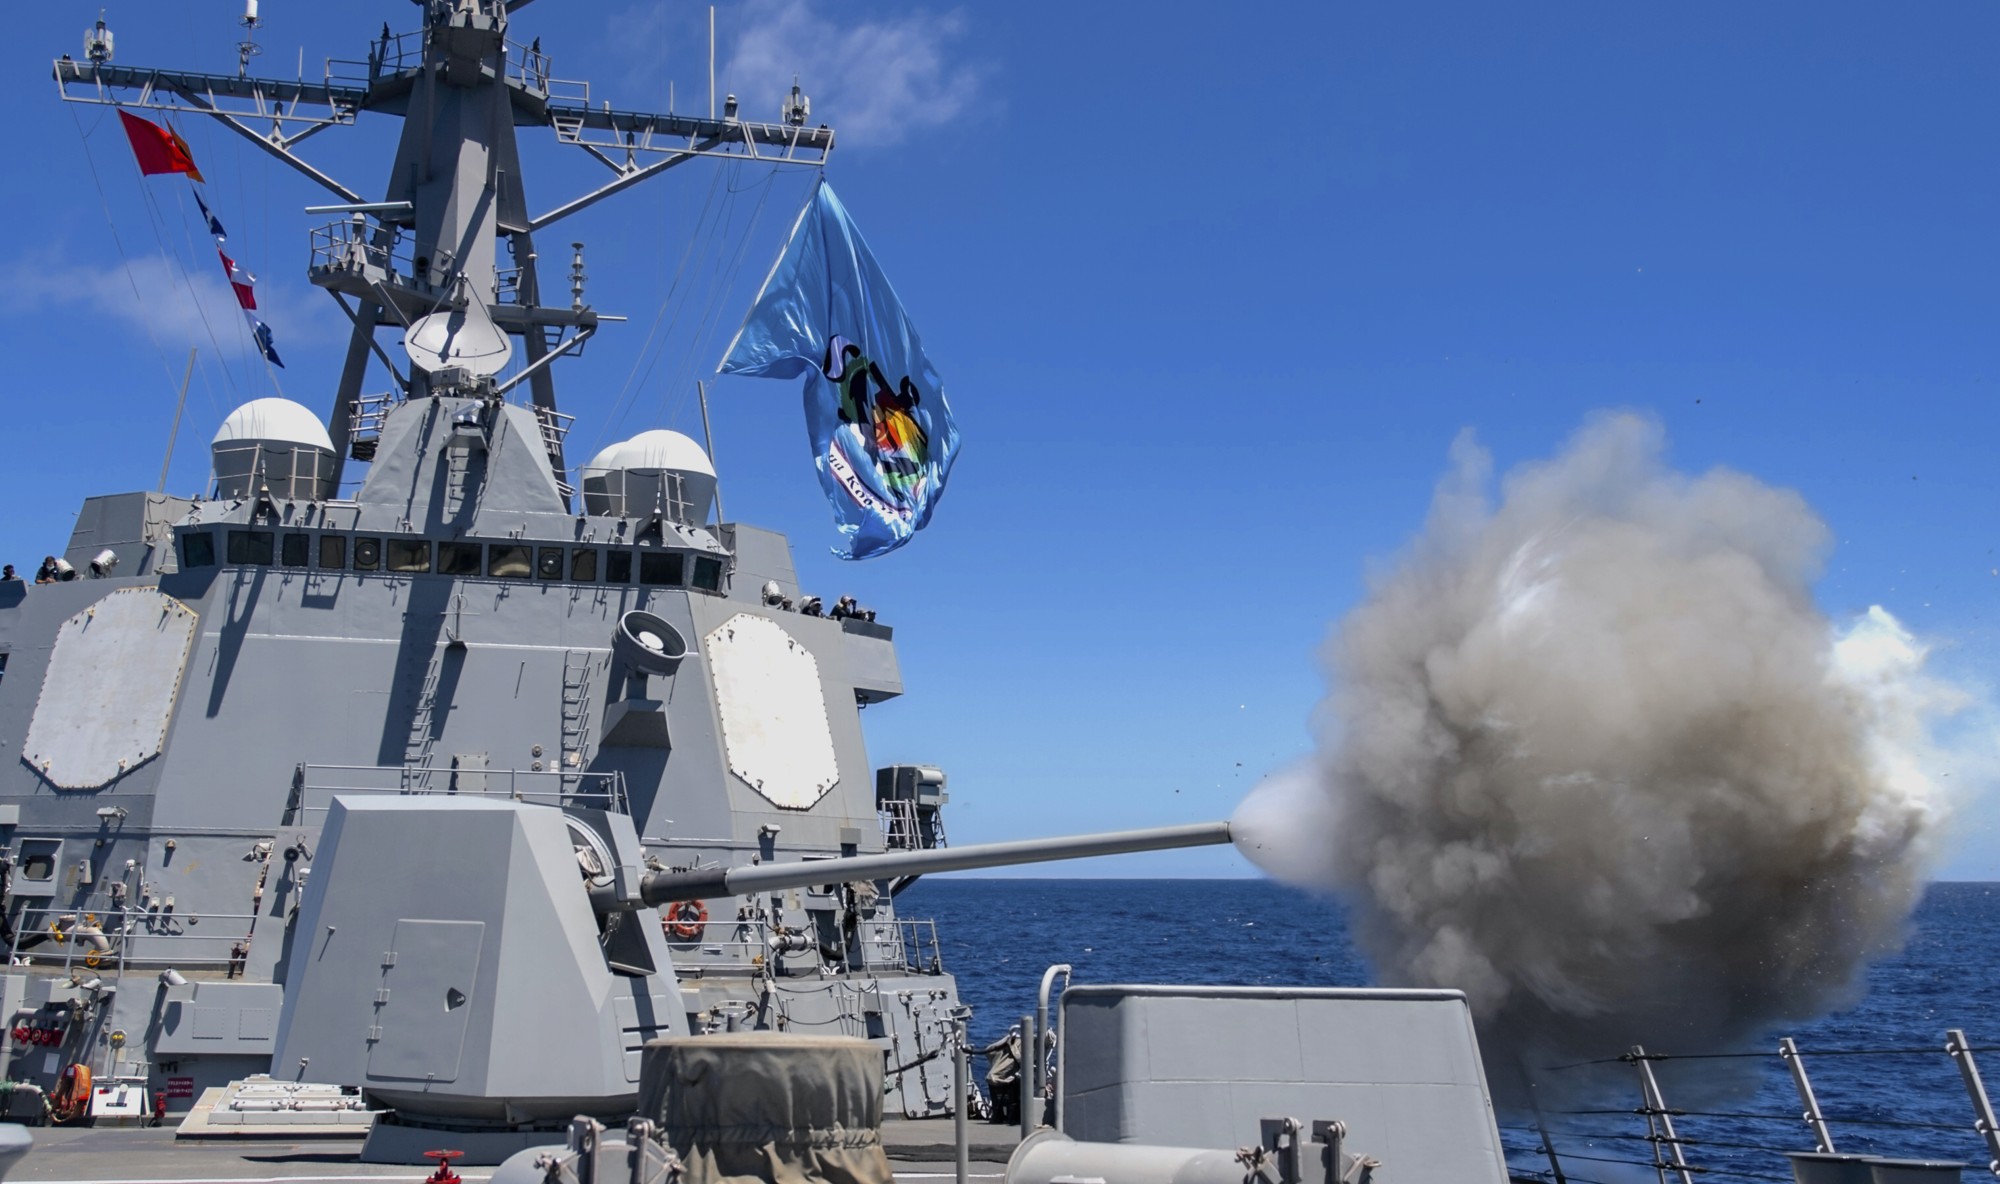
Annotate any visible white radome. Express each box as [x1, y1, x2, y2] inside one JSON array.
[[581, 429, 719, 522], [586, 429, 715, 478], [212, 397, 335, 452]]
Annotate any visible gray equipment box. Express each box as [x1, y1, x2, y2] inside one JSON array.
[[1057, 984, 1509, 1183]]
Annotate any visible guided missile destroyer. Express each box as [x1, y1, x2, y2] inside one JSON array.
[[0, 0, 1234, 1162], [5, 9, 1997, 1184]]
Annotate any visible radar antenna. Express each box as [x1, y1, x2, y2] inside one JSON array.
[[53, 0, 834, 503], [235, 0, 263, 78]]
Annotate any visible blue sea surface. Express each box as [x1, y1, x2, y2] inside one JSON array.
[[898, 878, 2000, 1183]]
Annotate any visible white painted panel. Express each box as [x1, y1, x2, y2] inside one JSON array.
[[23, 588, 198, 789], [707, 613, 839, 810]]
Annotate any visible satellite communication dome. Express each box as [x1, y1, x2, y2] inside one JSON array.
[[581, 429, 718, 524], [210, 397, 337, 501]]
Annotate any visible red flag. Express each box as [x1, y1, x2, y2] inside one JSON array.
[[217, 251, 257, 310], [117, 110, 204, 183]]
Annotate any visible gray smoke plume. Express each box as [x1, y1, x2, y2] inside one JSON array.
[[1236, 413, 1956, 1084]]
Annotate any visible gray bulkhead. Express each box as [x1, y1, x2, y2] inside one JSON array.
[[6, 0, 961, 1129], [0, 391, 955, 1119]]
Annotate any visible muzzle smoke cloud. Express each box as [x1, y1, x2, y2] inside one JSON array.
[[1236, 414, 1964, 1078]]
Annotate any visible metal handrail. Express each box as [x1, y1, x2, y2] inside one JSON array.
[[8, 906, 264, 973], [658, 914, 942, 976], [295, 762, 628, 815], [309, 216, 410, 279], [327, 30, 586, 102]]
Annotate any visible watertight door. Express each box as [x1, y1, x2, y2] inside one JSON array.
[[366, 919, 485, 1082]]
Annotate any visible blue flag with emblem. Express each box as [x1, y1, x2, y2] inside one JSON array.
[[720, 178, 961, 559]]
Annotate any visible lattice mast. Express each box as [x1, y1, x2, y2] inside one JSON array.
[[54, 0, 833, 497]]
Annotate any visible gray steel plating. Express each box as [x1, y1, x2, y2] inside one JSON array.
[[0, 0, 1126, 1143]]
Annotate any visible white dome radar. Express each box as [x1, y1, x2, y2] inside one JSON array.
[[210, 397, 337, 501], [581, 429, 718, 524]]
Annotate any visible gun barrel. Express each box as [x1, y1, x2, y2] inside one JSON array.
[[631, 820, 1233, 907]]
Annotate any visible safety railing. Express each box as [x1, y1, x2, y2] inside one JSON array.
[[661, 914, 794, 972], [309, 216, 417, 288], [496, 265, 526, 305], [656, 914, 943, 977], [290, 762, 629, 821], [6, 905, 264, 976], [325, 28, 587, 103], [870, 918, 944, 975], [1504, 1036, 2000, 1184]]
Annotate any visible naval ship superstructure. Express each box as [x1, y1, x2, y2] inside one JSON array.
[[0, 0, 1006, 1142]]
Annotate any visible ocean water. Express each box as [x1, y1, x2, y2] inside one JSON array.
[[898, 878, 2000, 1182]]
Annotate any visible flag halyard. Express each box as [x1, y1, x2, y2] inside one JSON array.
[[116, 109, 281, 368]]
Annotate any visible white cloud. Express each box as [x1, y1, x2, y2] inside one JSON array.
[[0, 249, 332, 358], [721, 0, 986, 148]]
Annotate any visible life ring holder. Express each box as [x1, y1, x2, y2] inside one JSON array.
[[663, 899, 707, 942]]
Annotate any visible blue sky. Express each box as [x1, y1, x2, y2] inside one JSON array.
[[2, 2, 1995, 876]]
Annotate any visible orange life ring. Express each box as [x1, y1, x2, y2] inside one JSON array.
[[663, 900, 707, 942], [50, 1063, 91, 1124]]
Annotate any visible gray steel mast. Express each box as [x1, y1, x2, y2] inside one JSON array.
[[54, 0, 833, 499]]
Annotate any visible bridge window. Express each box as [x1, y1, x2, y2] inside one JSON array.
[[180, 532, 215, 569], [569, 548, 598, 582], [692, 556, 723, 592], [605, 550, 632, 584], [281, 533, 310, 568], [537, 547, 564, 580], [353, 537, 382, 571], [438, 542, 481, 576], [639, 552, 684, 587], [487, 544, 532, 579], [387, 539, 431, 573], [226, 530, 274, 566], [318, 534, 347, 570]]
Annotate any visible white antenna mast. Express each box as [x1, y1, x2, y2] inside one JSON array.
[[236, 0, 263, 78]]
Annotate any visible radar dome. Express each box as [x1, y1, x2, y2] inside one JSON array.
[[210, 397, 337, 501], [581, 429, 717, 524]]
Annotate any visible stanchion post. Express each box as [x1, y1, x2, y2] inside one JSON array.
[[952, 1005, 971, 1184], [1631, 1046, 1694, 1184], [1779, 1037, 1837, 1153], [1036, 963, 1071, 1130], [1945, 1028, 2000, 1176], [1020, 1013, 1037, 1139]]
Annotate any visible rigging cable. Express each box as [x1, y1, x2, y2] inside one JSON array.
[[595, 159, 731, 451], [169, 181, 289, 400], [65, 101, 225, 426], [661, 159, 787, 431], [123, 117, 254, 404]]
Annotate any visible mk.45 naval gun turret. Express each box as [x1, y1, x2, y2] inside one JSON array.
[[271, 801, 1231, 1161], [0, 0, 1232, 1156]]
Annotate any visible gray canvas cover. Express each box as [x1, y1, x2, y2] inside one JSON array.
[[639, 1035, 891, 1184]]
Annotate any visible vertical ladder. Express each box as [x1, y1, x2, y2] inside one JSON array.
[[442, 440, 471, 517], [559, 650, 595, 799], [534, 406, 576, 502], [882, 799, 920, 850], [348, 393, 392, 462], [403, 651, 444, 791]]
